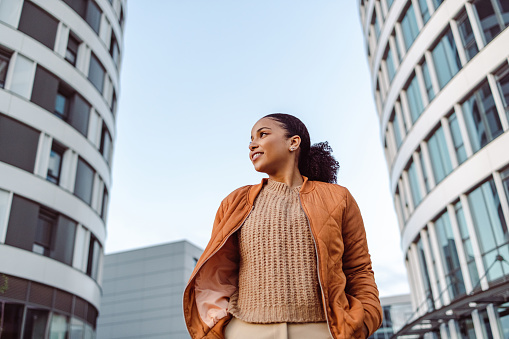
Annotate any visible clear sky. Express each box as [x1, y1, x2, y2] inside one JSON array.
[[105, 0, 410, 297]]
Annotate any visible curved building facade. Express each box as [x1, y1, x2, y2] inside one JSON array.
[[0, 0, 125, 337], [360, 0, 509, 337]]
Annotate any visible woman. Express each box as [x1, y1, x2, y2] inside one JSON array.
[[183, 114, 382, 339]]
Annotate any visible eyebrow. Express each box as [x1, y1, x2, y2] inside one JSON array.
[[250, 127, 272, 140]]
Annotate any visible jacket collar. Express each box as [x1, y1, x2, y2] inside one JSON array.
[[247, 176, 313, 205]]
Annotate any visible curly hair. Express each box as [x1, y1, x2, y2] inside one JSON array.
[[264, 113, 340, 183]]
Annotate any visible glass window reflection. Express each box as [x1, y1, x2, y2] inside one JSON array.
[[434, 211, 466, 298], [457, 14, 479, 61], [427, 126, 453, 184], [408, 160, 423, 207], [431, 28, 462, 89], [454, 201, 480, 288], [401, 4, 420, 50], [462, 82, 502, 153], [448, 112, 467, 165], [467, 179, 509, 282], [406, 74, 424, 123]]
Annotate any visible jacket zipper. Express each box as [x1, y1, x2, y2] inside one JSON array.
[[185, 205, 255, 297], [299, 194, 335, 339]]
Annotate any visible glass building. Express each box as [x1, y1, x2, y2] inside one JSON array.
[[0, 0, 125, 337], [359, 0, 509, 337], [370, 294, 413, 339]]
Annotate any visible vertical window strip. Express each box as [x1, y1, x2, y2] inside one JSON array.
[[462, 82, 503, 153], [454, 200, 480, 289], [421, 60, 435, 101], [448, 112, 468, 165], [408, 160, 423, 207], [407, 74, 425, 123], [457, 13, 479, 61], [431, 29, 462, 89], [401, 4, 420, 50], [427, 126, 453, 184]]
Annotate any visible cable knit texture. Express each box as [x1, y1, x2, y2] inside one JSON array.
[[228, 179, 325, 323]]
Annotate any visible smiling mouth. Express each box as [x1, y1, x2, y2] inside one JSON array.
[[252, 153, 263, 161]]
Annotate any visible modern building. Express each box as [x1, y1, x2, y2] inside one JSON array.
[[359, 0, 509, 337], [96, 240, 203, 339], [370, 294, 413, 339], [0, 0, 125, 337]]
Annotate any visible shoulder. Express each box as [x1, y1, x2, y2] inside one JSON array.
[[310, 181, 353, 200], [220, 184, 254, 206]]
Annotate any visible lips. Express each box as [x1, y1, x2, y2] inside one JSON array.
[[251, 152, 263, 161]]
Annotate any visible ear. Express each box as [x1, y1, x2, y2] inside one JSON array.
[[289, 135, 301, 150]]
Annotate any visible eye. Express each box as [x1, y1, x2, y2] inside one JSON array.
[[260, 132, 267, 137]]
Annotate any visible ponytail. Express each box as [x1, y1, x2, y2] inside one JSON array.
[[264, 114, 340, 183]]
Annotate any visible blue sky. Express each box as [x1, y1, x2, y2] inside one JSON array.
[[105, 0, 410, 297]]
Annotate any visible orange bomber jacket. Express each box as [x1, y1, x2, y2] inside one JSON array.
[[183, 177, 383, 339]]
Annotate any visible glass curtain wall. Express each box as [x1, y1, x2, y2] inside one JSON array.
[[431, 28, 462, 89], [427, 126, 453, 184], [462, 83, 503, 153], [467, 179, 509, 283], [434, 211, 466, 298]]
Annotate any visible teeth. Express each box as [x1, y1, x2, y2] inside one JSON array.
[[253, 153, 261, 160]]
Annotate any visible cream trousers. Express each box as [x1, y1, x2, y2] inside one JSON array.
[[224, 317, 332, 339]]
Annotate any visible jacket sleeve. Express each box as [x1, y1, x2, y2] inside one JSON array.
[[194, 198, 239, 330], [341, 189, 383, 336]]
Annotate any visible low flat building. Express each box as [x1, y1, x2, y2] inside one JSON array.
[[96, 240, 203, 339]]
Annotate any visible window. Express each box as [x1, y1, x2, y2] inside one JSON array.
[[5, 196, 76, 265], [386, 0, 394, 8], [372, 10, 381, 39], [401, 4, 419, 50], [406, 74, 424, 123], [457, 315, 477, 339], [17, 1, 59, 50], [85, 0, 101, 34], [457, 14, 478, 61], [417, 0, 430, 24], [110, 32, 120, 67], [502, 168, 509, 203], [31, 66, 91, 136], [50, 314, 70, 339], [454, 201, 479, 288], [448, 112, 467, 165], [431, 28, 462, 89], [467, 179, 509, 282], [87, 236, 101, 280], [408, 160, 423, 207], [24, 309, 50, 339], [65, 33, 80, 66], [496, 302, 509, 339], [47, 142, 65, 184], [100, 124, 112, 164], [473, 0, 509, 46], [418, 150, 430, 193], [496, 67, 509, 121], [416, 237, 435, 311], [33, 209, 57, 256], [0, 49, 10, 88], [434, 211, 466, 298], [462, 82, 503, 153], [391, 110, 403, 148], [55, 85, 72, 119], [432, 0, 444, 10], [421, 59, 435, 101], [101, 187, 109, 220], [0, 114, 39, 173], [385, 46, 396, 82], [74, 158, 94, 205], [427, 126, 453, 184], [88, 53, 105, 93], [111, 89, 117, 114]]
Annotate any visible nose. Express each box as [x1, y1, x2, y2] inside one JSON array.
[[249, 141, 258, 151]]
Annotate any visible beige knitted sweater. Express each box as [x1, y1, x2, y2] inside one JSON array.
[[228, 179, 326, 323]]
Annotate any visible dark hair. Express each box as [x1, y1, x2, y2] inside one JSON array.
[[264, 113, 340, 183]]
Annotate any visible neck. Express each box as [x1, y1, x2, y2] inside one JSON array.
[[268, 167, 303, 189]]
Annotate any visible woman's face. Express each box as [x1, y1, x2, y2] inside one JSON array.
[[249, 117, 297, 175]]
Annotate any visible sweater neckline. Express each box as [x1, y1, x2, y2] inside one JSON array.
[[265, 179, 301, 195]]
